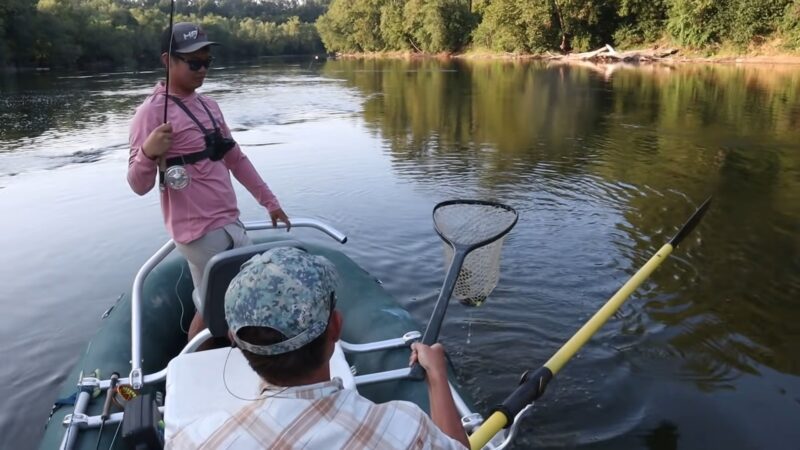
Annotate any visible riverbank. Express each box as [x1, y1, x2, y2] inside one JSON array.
[[335, 46, 800, 66]]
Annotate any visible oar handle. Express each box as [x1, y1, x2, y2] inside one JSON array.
[[408, 249, 467, 381]]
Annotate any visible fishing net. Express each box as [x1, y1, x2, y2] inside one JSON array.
[[434, 201, 518, 307]]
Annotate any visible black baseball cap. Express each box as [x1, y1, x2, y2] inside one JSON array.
[[160, 22, 218, 54]]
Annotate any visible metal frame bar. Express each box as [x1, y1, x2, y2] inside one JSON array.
[[339, 331, 420, 353], [129, 219, 346, 388], [62, 407, 166, 430], [80, 329, 214, 390], [241, 218, 347, 243], [59, 391, 91, 450], [130, 240, 175, 389]]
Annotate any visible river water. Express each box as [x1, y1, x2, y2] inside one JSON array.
[[1, 59, 798, 449]]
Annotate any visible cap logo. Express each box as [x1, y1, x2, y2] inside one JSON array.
[[182, 30, 198, 40]]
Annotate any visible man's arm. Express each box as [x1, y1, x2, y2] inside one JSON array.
[[219, 120, 290, 229], [221, 145, 280, 209], [410, 343, 470, 448], [128, 104, 170, 195]]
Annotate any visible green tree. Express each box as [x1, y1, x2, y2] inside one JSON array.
[[550, 0, 617, 51], [2, 0, 324, 69], [780, 0, 800, 49], [613, 0, 667, 47], [403, 0, 473, 53], [317, 0, 386, 52], [723, 0, 790, 47], [379, 0, 409, 50], [665, 0, 724, 47], [473, 0, 558, 53], [1, 0, 40, 66]]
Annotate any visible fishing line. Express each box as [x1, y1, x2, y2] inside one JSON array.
[[94, 421, 104, 450], [174, 262, 189, 334], [162, 0, 191, 335], [222, 347, 289, 402], [107, 420, 123, 450]]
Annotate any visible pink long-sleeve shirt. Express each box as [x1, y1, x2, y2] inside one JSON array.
[[128, 83, 281, 244]]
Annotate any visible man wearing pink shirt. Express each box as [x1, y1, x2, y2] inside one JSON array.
[[127, 22, 290, 340]]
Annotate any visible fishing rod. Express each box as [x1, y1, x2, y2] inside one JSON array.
[[469, 197, 712, 450], [93, 372, 119, 450], [163, 0, 176, 123]]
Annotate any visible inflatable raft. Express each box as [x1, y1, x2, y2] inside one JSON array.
[[40, 219, 510, 450]]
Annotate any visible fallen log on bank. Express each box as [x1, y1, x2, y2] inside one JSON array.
[[548, 44, 679, 63]]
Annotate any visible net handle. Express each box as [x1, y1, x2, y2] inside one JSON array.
[[409, 200, 517, 381]]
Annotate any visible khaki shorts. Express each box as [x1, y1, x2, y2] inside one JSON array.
[[175, 221, 252, 311]]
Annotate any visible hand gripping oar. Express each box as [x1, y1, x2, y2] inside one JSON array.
[[469, 197, 712, 450], [409, 200, 518, 380]]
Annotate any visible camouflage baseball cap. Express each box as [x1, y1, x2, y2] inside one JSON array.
[[224, 247, 339, 356]]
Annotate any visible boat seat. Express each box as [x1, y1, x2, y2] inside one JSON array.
[[197, 240, 307, 338], [164, 342, 356, 442]]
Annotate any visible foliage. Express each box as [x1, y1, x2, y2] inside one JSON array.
[[379, 0, 409, 51], [318, 0, 800, 54], [318, 0, 472, 53], [403, 0, 473, 53], [1, 0, 325, 69], [3, 0, 800, 67], [316, 0, 385, 52], [613, 0, 667, 47], [780, 0, 800, 49], [472, 0, 557, 53], [664, 0, 793, 49], [722, 0, 789, 46]]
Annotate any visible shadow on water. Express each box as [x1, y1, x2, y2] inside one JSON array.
[[642, 421, 680, 450]]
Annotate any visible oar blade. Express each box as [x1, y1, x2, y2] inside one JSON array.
[[669, 196, 712, 248]]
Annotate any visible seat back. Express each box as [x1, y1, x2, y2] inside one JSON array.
[[200, 240, 306, 337]]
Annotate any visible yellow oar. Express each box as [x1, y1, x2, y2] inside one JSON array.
[[469, 197, 712, 450]]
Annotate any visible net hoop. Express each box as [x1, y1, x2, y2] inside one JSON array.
[[433, 200, 518, 306]]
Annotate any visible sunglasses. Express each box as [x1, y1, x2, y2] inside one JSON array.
[[174, 55, 214, 71]]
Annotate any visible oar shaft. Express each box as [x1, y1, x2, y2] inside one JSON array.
[[545, 243, 674, 374], [468, 244, 675, 450], [468, 198, 710, 450], [469, 412, 507, 450]]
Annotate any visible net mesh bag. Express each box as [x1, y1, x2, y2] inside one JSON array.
[[435, 202, 517, 307]]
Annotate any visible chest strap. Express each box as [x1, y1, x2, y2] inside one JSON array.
[[158, 95, 224, 188], [167, 95, 221, 134]]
